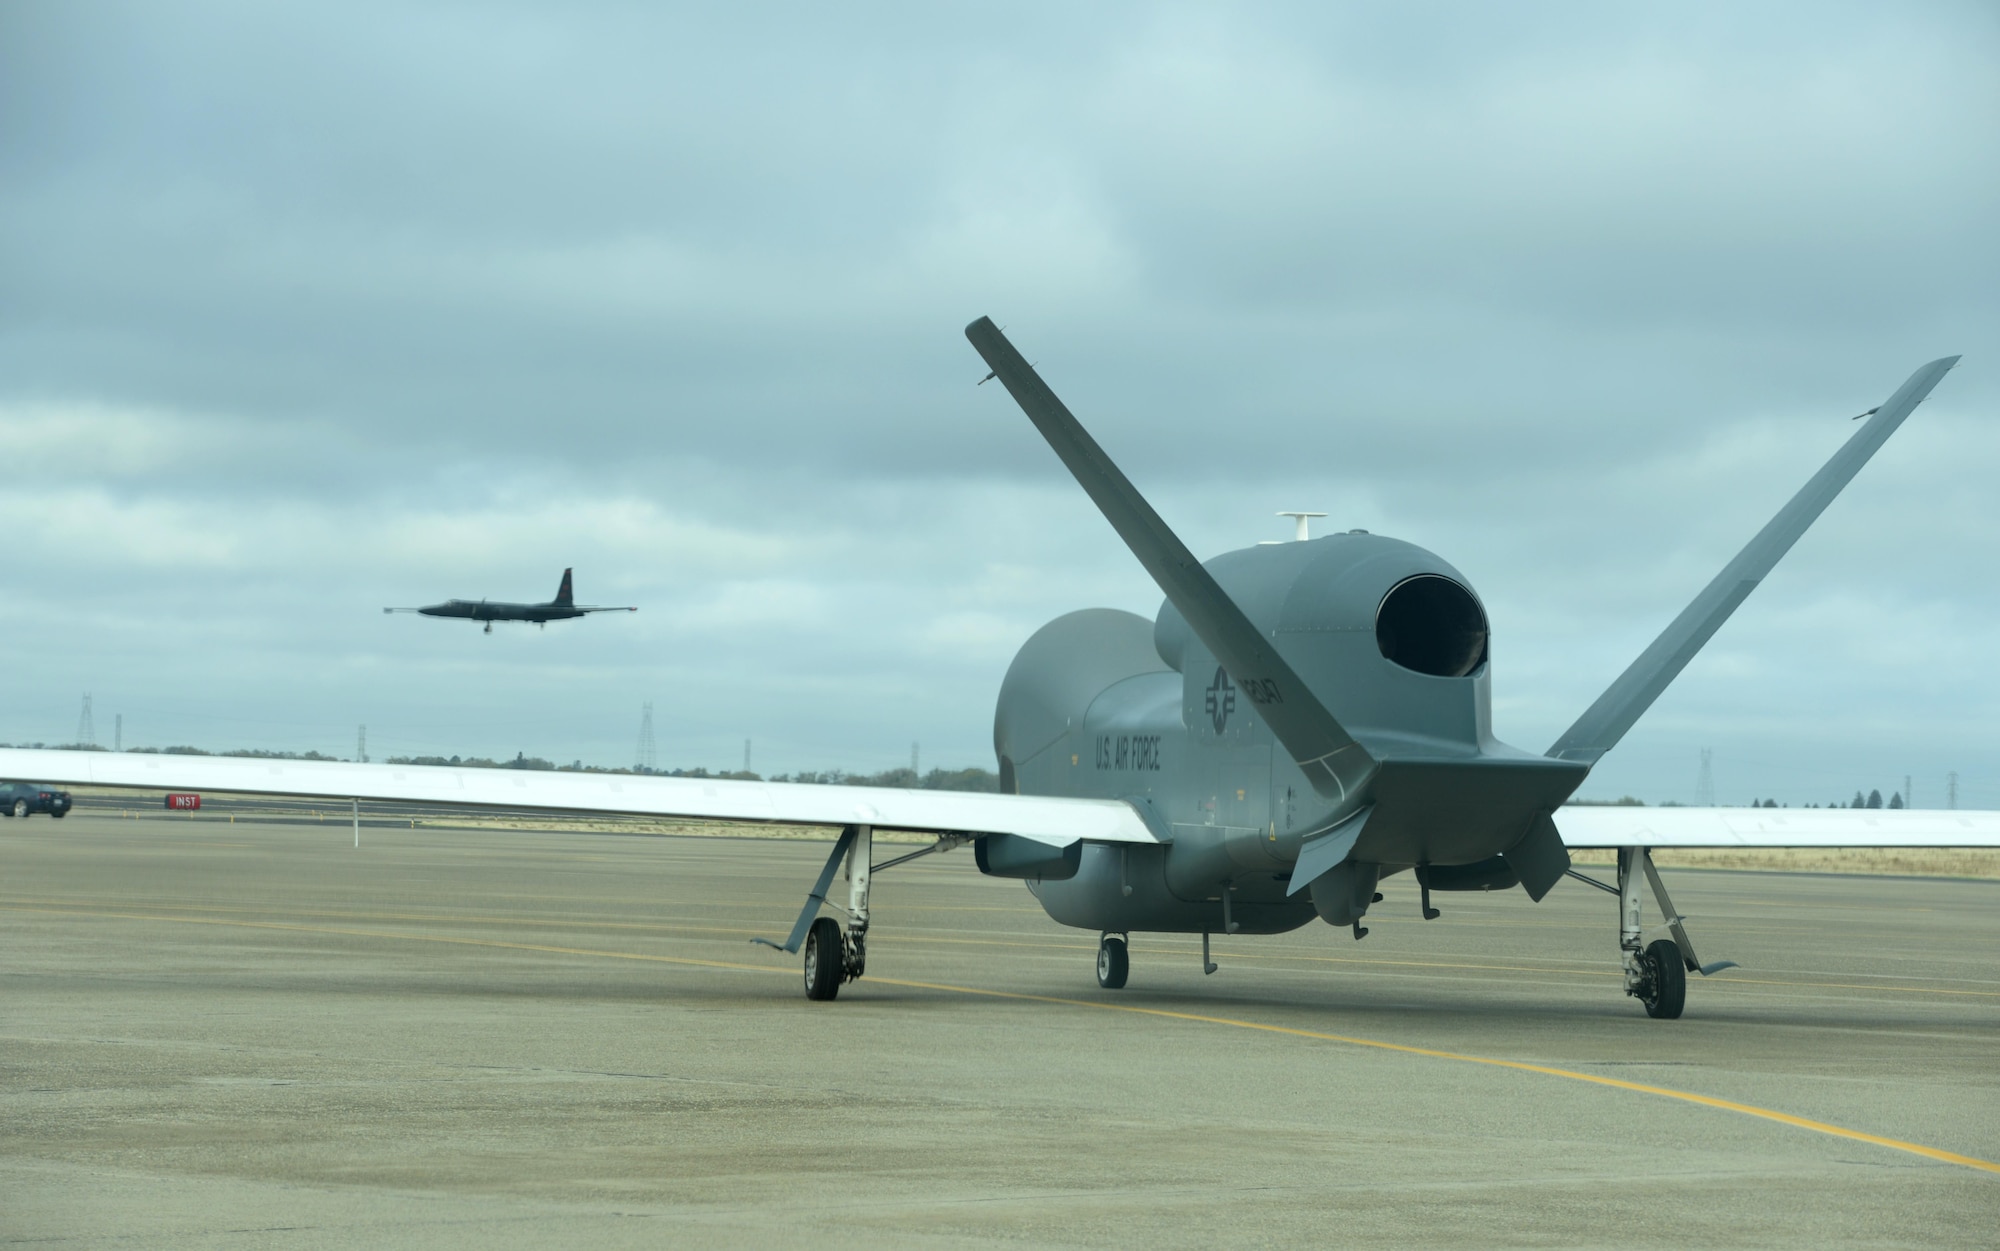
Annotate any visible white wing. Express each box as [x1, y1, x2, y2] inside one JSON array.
[[0, 748, 1161, 848], [1559, 805, 2000, 848]]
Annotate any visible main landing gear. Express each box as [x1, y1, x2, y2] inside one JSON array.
[[756, 825, 967, 1001], [803, 916, 847, 1000], [1565, 846, 1736, 1020], [1635, 937, 1687, 1020]]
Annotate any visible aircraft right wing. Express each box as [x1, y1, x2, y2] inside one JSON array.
[[1547, 357, 1960, 766], [0, 748, 1162, 848], [1559, 805, 2000, 848]]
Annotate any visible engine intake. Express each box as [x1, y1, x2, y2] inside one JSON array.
[[1375, 574, 1489, 678]]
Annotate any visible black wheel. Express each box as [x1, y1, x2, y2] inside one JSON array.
[[1096, 935, 1129, 990], [11, 799, 27, 819], [803, 916, 845, 1001], [50, 809, 65, 819], [1641, 938, 1687, 1019]]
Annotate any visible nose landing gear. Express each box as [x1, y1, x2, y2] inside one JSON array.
[[1097, 933, 1129, 989]]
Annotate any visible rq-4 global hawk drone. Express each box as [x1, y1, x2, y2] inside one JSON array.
[[6, 321, 1996, 1020]]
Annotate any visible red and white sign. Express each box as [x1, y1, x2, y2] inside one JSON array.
[[164, 793, 202, 810]]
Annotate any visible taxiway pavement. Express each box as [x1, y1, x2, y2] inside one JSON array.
[[4, 811, 1996, 1247]]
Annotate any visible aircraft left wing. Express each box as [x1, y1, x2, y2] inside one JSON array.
[[1559, 805, 2000, 848], [965, 316, 1375, 803], [0, 748, 1162, 848]]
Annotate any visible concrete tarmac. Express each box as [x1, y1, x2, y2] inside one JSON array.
[[4, 811, 1997, 1248]]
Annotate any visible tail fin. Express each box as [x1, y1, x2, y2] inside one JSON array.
[[554, 568, 575, 607]]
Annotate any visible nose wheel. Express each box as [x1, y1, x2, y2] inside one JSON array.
[[1096, 933, 1129, 989]]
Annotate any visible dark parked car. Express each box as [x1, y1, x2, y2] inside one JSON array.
[[1, 782, 71, 818]]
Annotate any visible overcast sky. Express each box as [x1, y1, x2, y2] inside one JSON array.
[[3, 2, 1995, 806]]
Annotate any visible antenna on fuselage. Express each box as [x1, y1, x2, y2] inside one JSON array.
[[1276, 511, 1326, 542]]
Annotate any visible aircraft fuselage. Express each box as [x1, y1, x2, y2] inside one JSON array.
[[418, 599, 590, 625], [995, 531, 1587, 936]]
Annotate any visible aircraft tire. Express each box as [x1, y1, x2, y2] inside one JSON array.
[[803, 916, 844, 1001], [1641, 938, 1686, 1020], [1096, 935, 1129, 990]]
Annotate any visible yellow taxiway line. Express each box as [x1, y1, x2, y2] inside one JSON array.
[[9, 894, 1999, 998], [4, 900, 1996, 1177]]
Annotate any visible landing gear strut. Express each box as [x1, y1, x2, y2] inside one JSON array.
[[756, 826, 967, 1001], [1567, 847, 1736, 1020]]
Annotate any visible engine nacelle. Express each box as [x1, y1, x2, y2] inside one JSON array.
[[1029, 842, 1317, 935], [1417, 856, 1519, 892], [974, 833, 1081, 881], [1308, 860, 1380, 926]]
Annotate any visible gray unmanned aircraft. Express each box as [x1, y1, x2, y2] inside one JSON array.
[[960, 322, 1989, 1018], [384, 568, 636, 633], [3, 321, 1995, 1020]]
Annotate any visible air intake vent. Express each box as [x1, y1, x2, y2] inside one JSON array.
[[1375, 575, 1488, 677]]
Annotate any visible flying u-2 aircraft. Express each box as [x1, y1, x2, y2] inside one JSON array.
[[4, 321, 1996, 1020], [384, 567, 636, 632]]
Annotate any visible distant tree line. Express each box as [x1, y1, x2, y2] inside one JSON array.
[[1799, 789, 1903, 810], [2, 743, 344, 761], [378, 755, 1001, 792], [765, 766, 1000, 793], [1743, 789, 1907, 809], [1569, 788, 1911, 809]]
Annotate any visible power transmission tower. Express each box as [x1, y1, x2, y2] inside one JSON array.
[[1948, 771, 1959, 810], [743, 738, 752, 775], [911, 741, 920, 780], [1904, 773, 1912, 810], [1695, 748, 1714, 806], [635, 702, 656, 773], [357, 725, 367, 763], [114, 713, 122, 753], [76, 694, 95, 747]]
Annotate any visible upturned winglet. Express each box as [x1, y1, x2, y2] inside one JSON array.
[[966, 316, 1375, 800], [1547, 356, 1960, 765]]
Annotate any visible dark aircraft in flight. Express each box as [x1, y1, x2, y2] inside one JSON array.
[[384, 568, 636, 633]]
